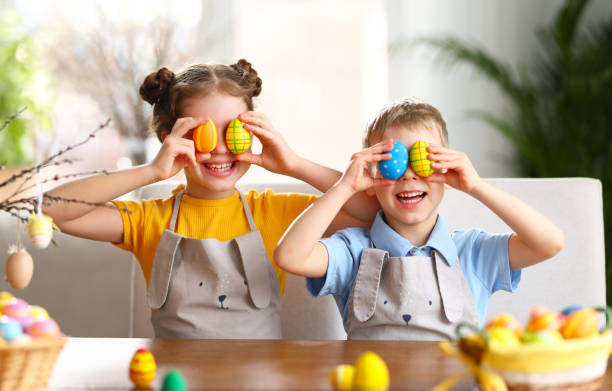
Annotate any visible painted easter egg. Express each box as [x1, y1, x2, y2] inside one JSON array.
[[28, 318, 61, 338], [521, 329, 563, 345], [193, 119, 218, 153], [226, 118, 251, 154], [0, 291, 15, 312], [409, 140, 434, 177], [0, 316, 24, 342], [526, 306, 562, 332], [378, 141, 408, 180], [329, 364, 355, 391], [351, 351, 389, 391], [30, 305, 50, 322], [161, 369, 188, 391], [6, 249, 33, 290], [129, 348, 157, 387], [561, 307, 599, 339], [561, 305, 583, 316], [485, 313, 523, 338], [3, 298, 33, 329], [484, 326, 521, 349], [25, 213, 57, 249]]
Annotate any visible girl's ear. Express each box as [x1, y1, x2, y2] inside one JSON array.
[[161, 132, 168, 142]]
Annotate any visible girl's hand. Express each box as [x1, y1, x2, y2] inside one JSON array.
[[150, 117, 211, 181], [425, 145, 484, 194], [235, 111, 299, 176], [339, 139, 395, 193]]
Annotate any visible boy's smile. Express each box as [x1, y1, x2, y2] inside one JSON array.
[[180, 92, 251, 199], [372, 125, 445, 246]]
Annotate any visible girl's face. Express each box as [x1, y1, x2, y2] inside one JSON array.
[[180, 92, 251, 199]]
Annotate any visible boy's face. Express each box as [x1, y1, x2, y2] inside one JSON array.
[[371, 125, 445, 239]]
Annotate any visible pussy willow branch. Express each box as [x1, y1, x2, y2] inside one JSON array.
[[0, 118, 111, 190], [8, 169, 110, 201], [0, 107, 26, 133]]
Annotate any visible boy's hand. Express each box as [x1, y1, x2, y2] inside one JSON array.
[[425, 145, 484, 194], [150, 117, 211, 181], [235, 111, 299, 176], [339, 140, 395, 193]]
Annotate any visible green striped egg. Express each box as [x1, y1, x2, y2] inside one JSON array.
[[225, 118, 251, 154]]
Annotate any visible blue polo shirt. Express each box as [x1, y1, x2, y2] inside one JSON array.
[[306, 211, 521, 328]]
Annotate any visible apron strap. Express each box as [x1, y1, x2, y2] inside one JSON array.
[[433, 250, 464, 323], [169, 191, 184, 232], [147, 232, 182, 309], [352, 247, 387, 322], [237, 191, 257, 231]]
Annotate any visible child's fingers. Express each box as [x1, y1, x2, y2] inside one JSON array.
[[173, 144, 197, 167], [424, 173, 447, 183], [170, 117, 202, 138], [239, 112, 273, 131], [242, 123, 274, 141], [235, 152, 263, 166]]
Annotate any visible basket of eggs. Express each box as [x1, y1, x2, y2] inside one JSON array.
[[0, 291, 65, 391], [437, 305, 612, 391]]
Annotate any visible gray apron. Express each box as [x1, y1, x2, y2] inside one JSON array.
[[147, 190, 282, 339], [346, 247, 478, 340]]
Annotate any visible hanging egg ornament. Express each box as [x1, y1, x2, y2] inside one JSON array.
[[193, 119, 218, 153], [6, 247, 34, 290], [25, 213, 58, 249], [329, 364, 355, 391], [129, 348, 157, 388], [378, 141, 408, 180], [226, 118, 251, 154], [351, 351, 389, 391], [409, 140, 434, 177]]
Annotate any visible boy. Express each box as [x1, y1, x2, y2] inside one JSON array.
[[274, 98, 564, 340]]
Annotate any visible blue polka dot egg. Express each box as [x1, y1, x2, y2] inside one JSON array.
[[378, 141, 408, 180]]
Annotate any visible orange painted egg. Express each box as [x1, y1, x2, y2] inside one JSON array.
[[193, 119, 218, 153], [526, 306, 562, 332], [329, 364, 355, 391], [226, 118, 251, 154], [561, 307, 599, 339], [485, 313, 523, 338], [129, 348, 157, 387]]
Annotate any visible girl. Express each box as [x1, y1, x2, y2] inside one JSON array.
[[43, 59, 381, 339]]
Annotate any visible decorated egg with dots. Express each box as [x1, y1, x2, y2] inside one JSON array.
[[129, 348, 157, 388], [378, 141, 408, 180], [329, 364, 355, 391], [193, 119, 218, 153], [25, 213, 58, 249], [225, 118, 251, 154], [409, 140, 434, 177]]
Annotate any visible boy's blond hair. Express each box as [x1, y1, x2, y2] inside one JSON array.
[[363, 97, 448, 148]]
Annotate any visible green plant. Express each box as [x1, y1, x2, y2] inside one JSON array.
[[409, 0, 612, 302], [0, 6, 51, 166]]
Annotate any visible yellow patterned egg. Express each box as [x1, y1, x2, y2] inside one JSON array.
[[129, 348, 156, 387], [409, 140, 434, 177], [225, 118, 251, 154], [352, 351, 389, 391], [193, 119, 218, 153], [329, 364, 354, 391], [0, 292, 15, 313], [25, 213, 58, 249]]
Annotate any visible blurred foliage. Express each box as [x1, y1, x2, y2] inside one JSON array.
[[416, 0, 612, 302], [0, 6, 52, 166]]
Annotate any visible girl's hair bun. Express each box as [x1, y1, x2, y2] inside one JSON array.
[[139, 67, 176, 105], [230, 59, 262, 98]]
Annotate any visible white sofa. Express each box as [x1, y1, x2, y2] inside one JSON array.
[[0, 178, 605, 338]]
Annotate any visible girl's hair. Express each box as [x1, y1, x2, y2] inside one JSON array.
[[363, 97, 448, 148], [139, 59, 262, 140]]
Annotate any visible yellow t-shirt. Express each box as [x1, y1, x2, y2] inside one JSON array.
[[112, 185, 318, 295]]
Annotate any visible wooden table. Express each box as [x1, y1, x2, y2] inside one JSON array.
[[48, 338, 612, 390]]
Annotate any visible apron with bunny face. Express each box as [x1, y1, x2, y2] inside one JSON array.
[[346, 247, 478, 340], [147, 190, 281, 339]]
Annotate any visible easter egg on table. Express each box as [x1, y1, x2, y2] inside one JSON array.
[[0, 316, 24, 342], [409, 140, 434, 177], [352, 351, 389, 391], [25, 213, 57, 249], [561, 307, 599, 339], [378, 141, 408, 180], [6, 249, 33, 290], [129, 348, 157, 388], [161, 369, 188, 391], [193, 119, 218, 153], [28, 318, 61, 338], [226, 118, 251, 154], [329, 364, 355, 391]]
